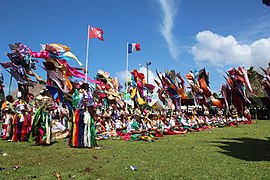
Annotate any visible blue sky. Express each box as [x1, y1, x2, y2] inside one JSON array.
[[1, 0, 270, 95]]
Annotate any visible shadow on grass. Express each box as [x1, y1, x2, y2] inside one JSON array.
[[29, 141, 58, 146], [213, 137, 270, 161]]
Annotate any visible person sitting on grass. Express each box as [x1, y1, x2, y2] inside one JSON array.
[[126, 116, 144, 141], [126, 113, 155, 142], [180, 115, 196, 133], [204, 110, 215, 128], [230, 106, 239, 126], [211, 115, 218, 127], [162, 115, 187, 135], [215, 115, 225, 128], [142, 113, 163, 137], [51, 118, 69, 140], [95, 115, 108, 140], [243, 108, 252, 124], [171, 113, 186, 132], [198, 115, 210, 129], [190, 114, 202, 131], [113, 115, 129, 139]]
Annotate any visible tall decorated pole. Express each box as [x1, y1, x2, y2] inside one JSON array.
[[85, 25, 90, 83], [8, 75, 12, 95], [125, 43, 141, 111], [85, 25, 104, 82], [125, 42, 129, 111]]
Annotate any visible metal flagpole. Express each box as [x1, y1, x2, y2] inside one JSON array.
[[8, 75, 12, 95], [125, 42, 129, 111], [85, 25, 90, 83]]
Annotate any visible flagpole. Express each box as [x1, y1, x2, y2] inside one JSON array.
[[125, 42, 129, 112], [8, 75, 12, 95], [85, 25, 90, 83]]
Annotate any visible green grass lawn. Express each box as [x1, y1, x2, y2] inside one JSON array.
[[1, 120, 270, 180]]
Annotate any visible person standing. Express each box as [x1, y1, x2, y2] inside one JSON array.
[[28, 89, 53, 145], [1, 95, 15, 140], [70, 83, 98, 148], [12, 92, 32, 142]]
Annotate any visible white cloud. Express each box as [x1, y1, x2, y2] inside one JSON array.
[[115, 70, 127, 85], [192, 30, 270, 68], [158, 0, 180, 60]]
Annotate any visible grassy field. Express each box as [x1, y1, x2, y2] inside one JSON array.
[[0, 120, 270, 180]]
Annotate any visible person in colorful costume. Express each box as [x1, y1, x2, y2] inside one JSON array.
[[0, 95, 15, 140], [0, 43, 45, 141], [70, 83, 98, 148], [11, 92, 32, 142], [28, 89, 53, 145]]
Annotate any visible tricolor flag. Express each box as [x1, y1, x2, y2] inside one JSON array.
[[89, 26, 104, 41], [128, 43, 141, 53]]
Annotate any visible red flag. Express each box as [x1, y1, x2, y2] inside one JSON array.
[[89, 27, 104, 41]]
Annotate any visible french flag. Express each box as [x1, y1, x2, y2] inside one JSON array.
[[128, 43, 141, 53]]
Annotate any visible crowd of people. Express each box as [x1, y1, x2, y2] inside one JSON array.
[[0, 42, 264, 150], [93, 104, 252, 142], [0, 82, 253, 149]]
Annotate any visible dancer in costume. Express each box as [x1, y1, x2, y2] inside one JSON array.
[[28, 89, 53, 145], [0, 95, 15, 140], [11, 92, 32, 142], [70, 83, 98, 148]]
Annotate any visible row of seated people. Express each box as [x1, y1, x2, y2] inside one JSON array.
[[94, 109, 252, 142]]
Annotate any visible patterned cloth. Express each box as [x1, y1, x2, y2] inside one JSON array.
[[11, 114, 31, 142], [0, 113, 14, 140], [11, 99, 32, 142], [29, 108, 52, 145], [28, 95, 53, 145], [70, 89, 97, 148], [1, 101, 15, 140]]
